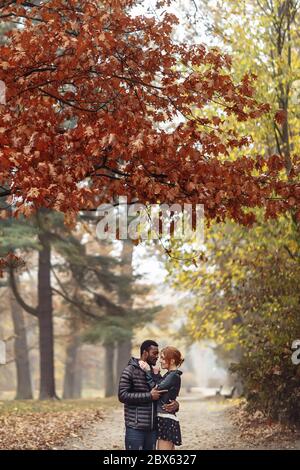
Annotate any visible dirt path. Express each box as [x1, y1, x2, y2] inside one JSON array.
[[59, 398, 300, 450]]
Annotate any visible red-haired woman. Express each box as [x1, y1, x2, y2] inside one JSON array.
[[139, 346, 184, 450]]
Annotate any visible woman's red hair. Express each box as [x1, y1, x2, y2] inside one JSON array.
[[161, 346, 184, 367]]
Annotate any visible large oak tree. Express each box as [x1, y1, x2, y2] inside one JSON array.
[[0, 0, 297, 241]]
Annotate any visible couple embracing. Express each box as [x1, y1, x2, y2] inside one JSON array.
[[118, 340, 184, 450]]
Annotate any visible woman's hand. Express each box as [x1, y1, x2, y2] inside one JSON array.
[[163, 400, 179, 413], [152, 365, 160, 375], [138, 360, 151, 372]]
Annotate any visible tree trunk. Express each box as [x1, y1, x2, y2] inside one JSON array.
[[114, 240, 134, 392], [116, 338, 132, 386], [73, 358, 82, 398], [104, 342, 115, 397], [38, 231, 57, 399], [63, 336, 82, 399], [9, 279, 33, 400]]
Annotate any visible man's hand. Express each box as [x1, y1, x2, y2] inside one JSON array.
[[150, 387, 168, 401], [139, 360, 151, 372], [163, 399, 179, 412]]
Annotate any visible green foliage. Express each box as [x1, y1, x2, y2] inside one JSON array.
[[199, 0, 300, 157], [83, 305, 162, 345], [0, 215, 39, 254], [166, 210, 300, 423], [231, 345, 300, 424]]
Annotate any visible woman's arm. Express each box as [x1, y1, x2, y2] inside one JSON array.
[[156, 372, 180, 391], [144, 370, 157, 389]]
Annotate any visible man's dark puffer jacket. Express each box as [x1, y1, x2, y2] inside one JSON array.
[[118, 357, 160, 431]]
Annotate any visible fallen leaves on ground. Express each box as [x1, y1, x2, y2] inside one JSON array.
[[229, 399, 300, 447], [0, 403, 104, 450]]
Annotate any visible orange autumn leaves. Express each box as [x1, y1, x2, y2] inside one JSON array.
[[0, 253, 25, 278], [0, 0, 299, 240]]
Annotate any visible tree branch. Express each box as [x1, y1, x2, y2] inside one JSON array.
[[51, 286, 103, 320], [9, 266, 38, 317]]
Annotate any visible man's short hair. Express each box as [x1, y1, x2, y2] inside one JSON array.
[[140, 340, 158, 356]]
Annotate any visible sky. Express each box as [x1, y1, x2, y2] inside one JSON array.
[[131, 0, 209, 43]]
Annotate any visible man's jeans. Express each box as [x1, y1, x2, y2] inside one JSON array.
[[125, 426, 157, 450]]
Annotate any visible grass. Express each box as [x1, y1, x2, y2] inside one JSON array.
[[0, 396, 119, 415]]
